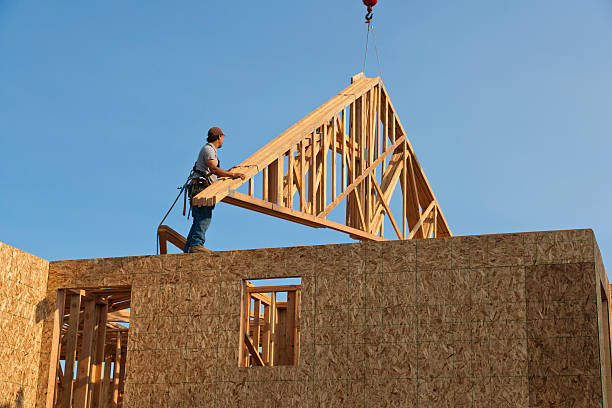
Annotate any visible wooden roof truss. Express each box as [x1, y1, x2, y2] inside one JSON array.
[[193, 73, 451, 241]]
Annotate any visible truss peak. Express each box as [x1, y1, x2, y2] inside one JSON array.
[[193, 73, 451, 241]]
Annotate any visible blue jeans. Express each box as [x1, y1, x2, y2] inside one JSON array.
[[184, 205, 213, 252]]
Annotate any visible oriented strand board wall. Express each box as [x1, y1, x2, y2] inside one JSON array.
[[41, 229, 609, 407], [0, 242, 49, 408]]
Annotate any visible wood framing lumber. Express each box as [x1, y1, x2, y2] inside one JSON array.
[[244, 334, 265, 366], [287, 291, 297, 365], [101, 353, 112, 408], [323, 134, 406, 217], [91, 304, 108, 408], [294, 290, 301, 365], [117, 346, 127, 404], [46, 289, 66, 408], [247, 285, 301, 293], [107, 309, 130, 323], [262, 303, 271, 364], [172, 74, 451, 243], [223, 192, 386, 242], [406, 200, 437, 240], [112, 336, 122, 407], [269, 292, 277, 366], [61, 292, 83, 408], [371, 175, 402, 239], [158, 224, 186, 254], [253, 299, 261, 350], [192, 76, 380, 207], [73, 298, 96, 408], [238, 282, 249, 367]]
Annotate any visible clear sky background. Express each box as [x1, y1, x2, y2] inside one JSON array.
[[1, 1, 611, 273]]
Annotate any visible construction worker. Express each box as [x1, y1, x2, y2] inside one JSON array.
[[184, 126, 245, 253]]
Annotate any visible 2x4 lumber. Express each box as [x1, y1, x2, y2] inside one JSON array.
[[323, 134, 406, 217], [294, 290, 301, 365], [247, 285, 301, 294], [101, 354, 112, 408], [73, 298, 97, 408], [359, 92, 366, 231], [157, 224, 187, 255], [288, 147, 294, 208], [402, 142, 407, 239], [287, 291, 297, 365], [253, 298, 261, 350], [88, 305, 100, 408], [406, 200, 437, 240], [244, 334, 265, 366], [300, 136, 306, 212], [349, 189, 365, 231], [107, 310, 130, 323], [310, 130, 316, 215], [61, 292, 83, 408], [399, 153, 423, 238], [262, 166, 269, 202], [111, 336, 122, 407], [46, 290, 66, 408], [238, 281, 247, 367], [341, 108, 347, 192], [332, 115, 337, 199], [250, 291, 271, 305], [192, 76, 380, 206], [269, 293, 277, 366], [91, 304, 108, 408], [370, 147, 405, 235], [240, 284, 251, 367], [371, 175, 402, 240], [322, 122, 327, 209], [261, 304, 271, 365], [434, 205, 438, 238], [117, 346, 127, 405], [277, 154, 283, 206], [224, 191, 385, 242]]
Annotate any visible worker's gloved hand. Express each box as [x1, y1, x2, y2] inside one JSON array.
[[232, 172, 246, 180]]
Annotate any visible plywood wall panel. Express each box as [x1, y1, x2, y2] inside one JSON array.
[[8, 228, 602, 407], [0, 242, 49, 408]]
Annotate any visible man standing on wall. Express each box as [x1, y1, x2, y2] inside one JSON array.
[[184, 126, 245, 253]]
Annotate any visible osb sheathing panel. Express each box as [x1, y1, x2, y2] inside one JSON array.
[[35, 229, 609, 407], [0, 242, 49, 408]]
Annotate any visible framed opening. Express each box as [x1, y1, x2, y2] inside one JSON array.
[[239, 278, 302, 367], [46, 287, 131, 408]]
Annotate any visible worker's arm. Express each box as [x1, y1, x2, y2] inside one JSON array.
[[206, 159, 245, 180]]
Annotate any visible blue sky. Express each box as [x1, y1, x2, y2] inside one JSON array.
[[1, 1, 611, 273]]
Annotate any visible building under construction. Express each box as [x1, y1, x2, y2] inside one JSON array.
[[1, 75, 610, 407]]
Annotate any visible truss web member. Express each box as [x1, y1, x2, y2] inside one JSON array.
[[184, 126, 245, 253]]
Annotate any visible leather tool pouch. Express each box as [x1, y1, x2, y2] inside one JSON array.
[[188, 177, 211, 199]]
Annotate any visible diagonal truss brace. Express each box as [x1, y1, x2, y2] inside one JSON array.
[[192, 73, 451, 242]]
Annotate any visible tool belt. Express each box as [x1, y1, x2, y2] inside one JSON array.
[[187, 161, 218, 208], [188, 176, 211, 199]]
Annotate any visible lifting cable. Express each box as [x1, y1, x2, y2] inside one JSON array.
[[362, 0, 383, 79]]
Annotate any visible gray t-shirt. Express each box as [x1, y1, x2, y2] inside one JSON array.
[[195, 143, 218, 183]]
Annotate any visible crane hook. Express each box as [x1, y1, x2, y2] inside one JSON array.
[[362, 0, 377, 23]]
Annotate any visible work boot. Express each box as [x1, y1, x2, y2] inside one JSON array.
[[189, 246, 213, 253]]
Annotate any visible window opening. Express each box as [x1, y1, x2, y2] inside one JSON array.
[[239, 278, 301, 367]]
